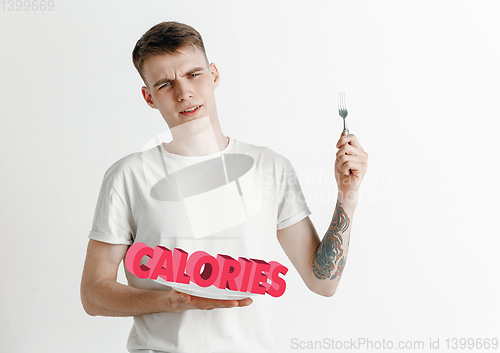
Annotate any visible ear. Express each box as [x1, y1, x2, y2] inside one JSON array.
[[209, 63, 220, 89], [141, 86, 157, 109]]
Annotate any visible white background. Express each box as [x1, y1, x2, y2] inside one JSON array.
[[1, 1, 499, 352]]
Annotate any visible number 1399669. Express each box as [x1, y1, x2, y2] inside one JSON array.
[[2, 0, 54, 11], [446, 338, 498, 350]]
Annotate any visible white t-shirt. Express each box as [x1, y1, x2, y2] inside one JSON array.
[[88, 137, 311, 353]]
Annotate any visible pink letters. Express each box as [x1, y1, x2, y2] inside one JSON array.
[[124, 243, 288, 297]]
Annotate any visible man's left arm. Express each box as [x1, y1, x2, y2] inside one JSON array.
[[277, 133, 368, 297]]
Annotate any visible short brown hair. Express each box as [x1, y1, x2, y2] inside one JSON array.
[[132, 21, 209, 87]]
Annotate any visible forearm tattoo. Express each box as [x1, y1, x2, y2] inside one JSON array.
[[313, 200, 350, 280]]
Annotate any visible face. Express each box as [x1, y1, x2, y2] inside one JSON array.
[[141, 47, 220, 130]]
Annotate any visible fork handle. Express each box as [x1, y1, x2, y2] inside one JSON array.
[[342, 118, 349, 136], [342, 128, 351, 174], [342, 129, 351, 147]]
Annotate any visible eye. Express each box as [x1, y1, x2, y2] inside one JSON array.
[[159, 82, 171, 90], [189, 73, 200, 78]]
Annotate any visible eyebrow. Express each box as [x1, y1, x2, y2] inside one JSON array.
[[153, 66, 205, 88]]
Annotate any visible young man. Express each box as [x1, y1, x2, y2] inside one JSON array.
[[81, 21, 368, 352]]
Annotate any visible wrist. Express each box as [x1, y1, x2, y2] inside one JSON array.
[[164, 290, 178, 312], [337, 190, 358, 208]]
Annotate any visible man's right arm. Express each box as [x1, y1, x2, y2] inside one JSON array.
[[80, 239, 252, 317]]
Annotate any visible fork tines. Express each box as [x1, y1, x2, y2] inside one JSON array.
[[338, 91, 349, 135]]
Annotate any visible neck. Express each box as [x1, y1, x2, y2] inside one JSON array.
[[164, 116, 229, 157]]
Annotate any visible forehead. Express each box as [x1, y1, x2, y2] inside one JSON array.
[[142, 47, 208, 86]]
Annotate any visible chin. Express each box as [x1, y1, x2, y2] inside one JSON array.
[[170, 115, 213, 135]]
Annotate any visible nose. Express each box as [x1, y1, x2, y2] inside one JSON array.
[[175, 80, 193, 102]]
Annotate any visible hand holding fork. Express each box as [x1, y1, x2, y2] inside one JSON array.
[[334, 92, 368, 188]]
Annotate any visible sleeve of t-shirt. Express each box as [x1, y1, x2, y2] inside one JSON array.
[[276, 157, 311, 230], [88, 174, 136, 245]]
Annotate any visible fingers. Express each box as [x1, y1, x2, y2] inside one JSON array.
[[336, 133, 364, 152], [335, 134, 368, 174], [335, 153, 368, 177], [335, 143, 369, 160], [333, 133, 368, 182], [191, 297, 239, 310], [170, 290, 253, 312], [237, 297, 253, 307], [336, 158, 368, 177]]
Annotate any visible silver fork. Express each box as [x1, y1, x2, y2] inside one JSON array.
[[338, 91, 349, 136]]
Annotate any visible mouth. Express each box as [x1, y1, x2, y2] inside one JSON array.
[[180, 105, 202, 116]]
